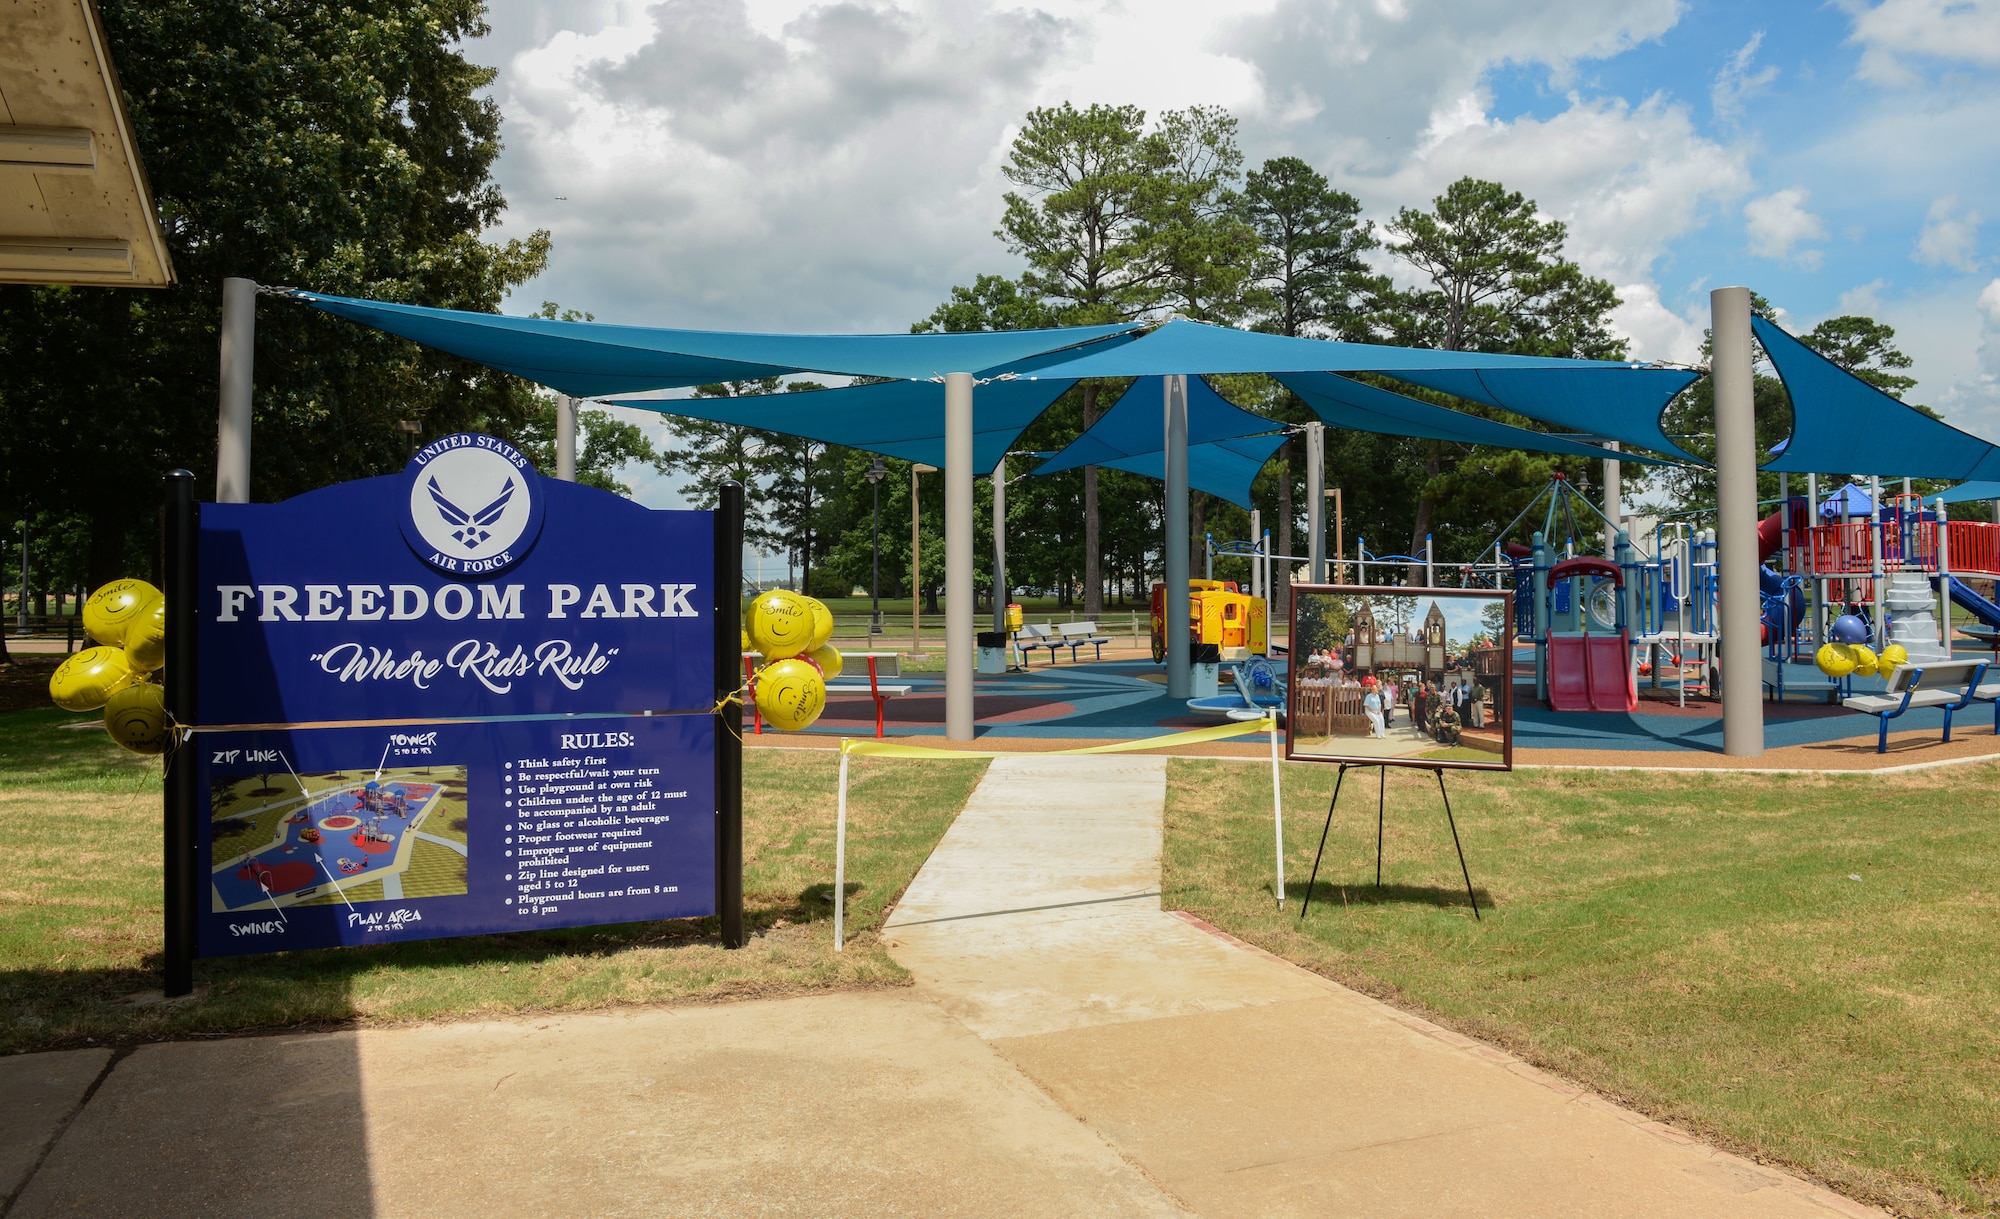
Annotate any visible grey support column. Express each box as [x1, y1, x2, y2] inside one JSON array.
[[945, 372, 975, 741], [1165, 375, 1191, 699], [1602, 440, 1622, 552], [992, 454, 1007, 632], [1305, 421, 1326, 583], [555, 395, 577, 481], [1711, 286, 1764, 757], [216, 277, 257, 503]]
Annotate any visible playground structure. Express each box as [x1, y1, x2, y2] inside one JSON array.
[[1149, 577, 1269, 664]]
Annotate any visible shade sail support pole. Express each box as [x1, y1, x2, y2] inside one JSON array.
[[555, 395, 577, 481], [993, 454, 1007, 633], [1166, 375, 1191, 699], [1711, 286, 1764, 757], [945, 373, 975, 741], [216, 277, 256, 503], [1305, 422, 1326, 583]]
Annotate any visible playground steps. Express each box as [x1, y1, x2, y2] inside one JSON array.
[[1885, 573, 1951, 663]]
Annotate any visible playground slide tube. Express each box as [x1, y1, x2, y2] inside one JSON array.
[[1947, 574, 2000, 629]]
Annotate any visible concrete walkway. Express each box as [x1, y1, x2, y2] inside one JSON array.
[[885, 754, 1878, 1218]]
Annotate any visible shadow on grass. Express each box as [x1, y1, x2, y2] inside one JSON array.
[[1287, 879, 1494, 915]]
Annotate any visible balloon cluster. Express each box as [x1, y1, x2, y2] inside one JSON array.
[[744, 590, 843, 732], [47, 580, 172, 754], [1814, 613, 1906, 679]]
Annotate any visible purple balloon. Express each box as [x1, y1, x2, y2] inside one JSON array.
[[1830, 614, 1870, 644]]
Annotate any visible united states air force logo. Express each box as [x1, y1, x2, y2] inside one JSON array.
[[399, 434, 546, 576]]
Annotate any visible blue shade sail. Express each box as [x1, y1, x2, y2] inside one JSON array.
[[1935, 481, 2000, 505], [1013, 319, 1699, 461], [606, 377, 1079, 472], [1755, 315, 2000, 479], [1274, 373, 1664, 465], [287, 291, 1139, 398], [1033, 376, 1286, 509]]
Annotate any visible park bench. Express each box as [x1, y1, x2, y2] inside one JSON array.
[[1053, 620, 1112, 662], [1013, 623, 1060, 667], [1842, 658, 1988, 753], [743, 652, 913, 738]]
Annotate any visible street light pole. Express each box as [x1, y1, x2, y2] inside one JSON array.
[[866, 457, 886, 636]]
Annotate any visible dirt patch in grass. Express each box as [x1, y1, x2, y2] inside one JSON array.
[[1164, 758, 2000, 1219]]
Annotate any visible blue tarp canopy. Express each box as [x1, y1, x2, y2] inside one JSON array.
[[605, 378, 1077, 471], [1274, 373, 1663, 464], [1756, 316, 2000, 479], [1032, 377, 1285, 509], [288, 290, 1138, 397], [1020, 319, 1703, 462], [1934, 480, 2000, 505]]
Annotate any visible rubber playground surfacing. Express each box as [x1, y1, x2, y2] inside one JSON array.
[[768, 649, 2000, 770]]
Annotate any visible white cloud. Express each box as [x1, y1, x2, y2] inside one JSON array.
[[1913, 193, 1982, 271], [1711, 31, 1778, 121], [478, 0, 1696, 331], [1850, 0, 2000, 86], [1744, 187, 1828, 267], [1839, 277, 1889, 314]]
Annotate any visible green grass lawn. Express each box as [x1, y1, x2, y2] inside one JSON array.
[[1164, 759, 2000, 1218], [0, 706, 984, 1054]]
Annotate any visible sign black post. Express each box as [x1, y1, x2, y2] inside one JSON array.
[[714, 480, 746, 948], [162, 469, 200, 996]]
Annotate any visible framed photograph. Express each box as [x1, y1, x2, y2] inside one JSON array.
[[1286, 585, 1513, 771]]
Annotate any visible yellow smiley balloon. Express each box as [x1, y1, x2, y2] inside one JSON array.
[[1815, 642, 1857, 678], [754, 657, 827, 732], [49, 645, 137, 712], [103, 680, 171, 754], [749, 590, 814, 660], [1849, 643, 1878, 677], [83, 578, 160, 647], [124, 594, 168, 673], [803, 596, 834, 652], [1877, 643, 1908, 672], [808, 643, 844, 680]]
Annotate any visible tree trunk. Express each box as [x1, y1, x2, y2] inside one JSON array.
[[1274, 438, 1293, 621], [1082, 383, 1102, 617], [1407, 440, 1442, 584]]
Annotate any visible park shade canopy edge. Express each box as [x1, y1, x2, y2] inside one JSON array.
[[1032, 376, 1287, 509], [1754, 315, 2000, 480], [285, 290, 1142, 396], [1011, 318, 1706, 463], [602, 377, 1080, 472]]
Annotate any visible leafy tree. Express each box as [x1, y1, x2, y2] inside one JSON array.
[[514, 402, 668, 497], [913, 274, 1058, 334], [0, 0, 549, 594], [1240, 157, 1381, 342], [1380, 178, 1627, 562], [1136, 106, 1259, 324], [1801, 316, 1921, 402]]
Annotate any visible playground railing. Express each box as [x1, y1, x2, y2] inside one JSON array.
[[1802, 520, 2000, 578]]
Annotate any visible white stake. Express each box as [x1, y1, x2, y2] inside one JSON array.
[[835, 744, 849, 952], [1269, 709, 1285, 908], [374, 739, 391, 782]]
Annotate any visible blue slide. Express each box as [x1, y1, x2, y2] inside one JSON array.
[[1948, 575, 2000, 628]]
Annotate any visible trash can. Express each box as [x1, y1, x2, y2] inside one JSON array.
[[977, 630, 1009, 675], [1191, 642, 1221, 697], [1005, 603, 1024, 632]]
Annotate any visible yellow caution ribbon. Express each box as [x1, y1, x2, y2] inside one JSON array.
[[838, 714, 1272, 759]]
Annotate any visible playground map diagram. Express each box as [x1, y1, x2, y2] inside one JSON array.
[[209, 768, 468, 911]]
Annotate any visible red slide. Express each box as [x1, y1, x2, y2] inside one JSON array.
[[1756, 499, 1810, 564], [1546, 634, 1639, 712]]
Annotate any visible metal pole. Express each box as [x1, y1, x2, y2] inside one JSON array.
[[1249, 509, 1261, 597], [1871, 474, 1885, 649], [1305, 422, 1326, 582], [16, 521, 26, 633], [1807, 472, 1821, 644], [555, 395, 577, 481], [870, 474, 881, 635], [1166, 376, 1191, 698], [944, 373, 975, 741], [162, 470, 199, 996], [215, 277, 256, 503], [992, 454, 1007, 632], [910, 464, 929, 658], [1602, 440, 1622, 553], [1711, 286, 1764, 756], [714, 481, 746, 949], [1334, 488, 1343, 583], [1937, 497, 1953, 653]]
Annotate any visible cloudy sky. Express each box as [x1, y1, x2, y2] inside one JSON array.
[[470, 0, 2000, 449]]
